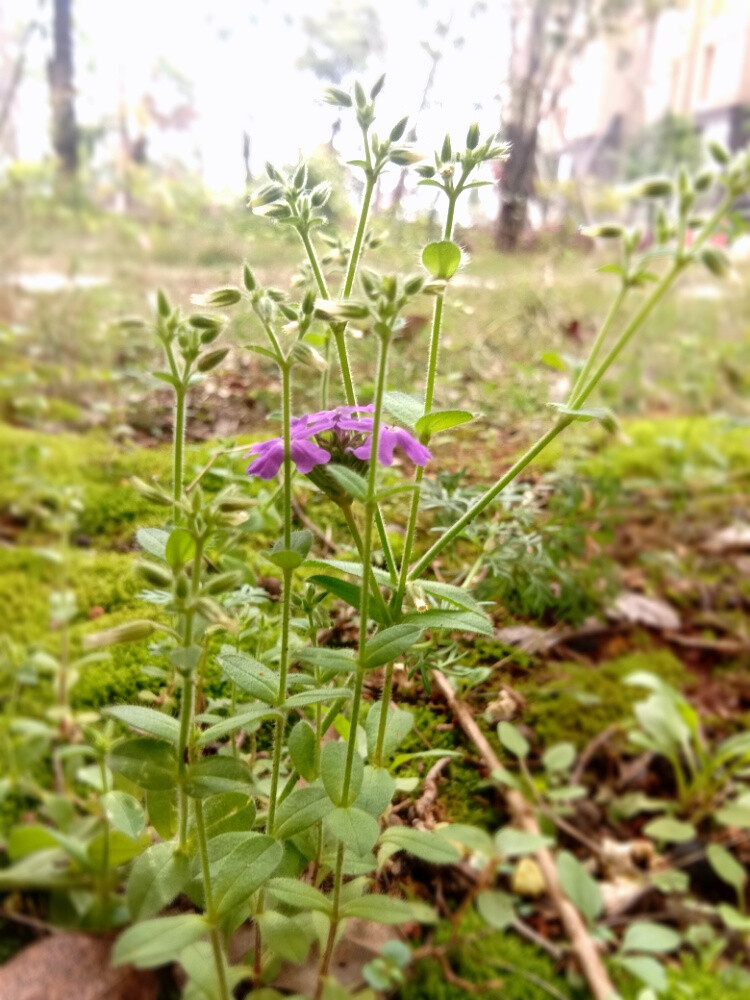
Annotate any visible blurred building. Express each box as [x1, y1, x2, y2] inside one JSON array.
[[546, 0, 750, 180]]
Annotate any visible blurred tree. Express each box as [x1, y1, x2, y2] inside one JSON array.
[[622, 112, 702, 179], [297, 0, 385, 84], [496, 0, 669, 251], [48, 0, 78, 174]]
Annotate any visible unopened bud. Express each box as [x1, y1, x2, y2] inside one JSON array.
[[580, 224, 624, 239], [251, 182, 284, 208], [85, 620, 157, 649], [389, 148, 424, 166], [323, 86, 352, 108], [694, 169, 714, 192], [416, 164, 436, 179], [354, 81, 367, 109], [632, 177, 674, 199], [136, 560, 173, 588], [204, 570, 244, 595], [404, 275, 425, 296], [156, 289, 171, 318], [390, 117, 408, 142], [243, 263, 256, 291], [310, 182, 331, 208], [700, 246, 730, 277], [188, 313, 222, 332], [370, 74, 386, 100], [708, 140, 730, 166], [441, 134, 452, 163], [131, 477, 173, 507], [192, 287, 242, 308], [197, 347, 229, 372], [290, 340, 328, 372], [422, 279, 448, 296], [314, 298, 370, 321], [292, 162, 307, 191], [466, 123, 480, 150]]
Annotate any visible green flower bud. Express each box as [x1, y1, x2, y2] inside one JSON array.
[[310, 182, 331, 208], [632, 177, 674, 199], [289, 340, 328, 372], [197, 347, 229, 372], [243, 263, 256, 291], [302, 289, 316, 315], [293, 162, 307, 191], [136, 560, 173, 588], [700, 246, 730, 277], [188, 313, 222, 331], [175, 573, 189, 599], [415, 164, 436, 178], [354, 81, 367, 109], [200, 327, 221, 345], [314, 298, 370, 320], [404, 275, 425, 296], [85, 620, 157, 649], [466, 122, 480, 150], [156, 288, 171, 318], [131, 477, 173, 506], [259, 203, 293, 220], [193, 287, 243, 308], [694, 169, 714, 192], [117, 316, 147, 330], [265, 161, 280, 180], [251, 182, 285, 208], [204, 570, 244, 595], [441, 134, 452, 163], [708, 140, 730, 166], [370, 73, 386, 100], [389, 148, 424, 166], [580, 224, 624, 239], [278, 303, 298, 322], [390, 116, 408, 142], [323, 86, 352, 108]]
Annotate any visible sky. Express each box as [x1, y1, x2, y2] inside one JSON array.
[[4, 0, 509, 204]]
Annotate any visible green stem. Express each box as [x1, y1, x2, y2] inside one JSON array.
[[266, 567, 292, 834], [173, 388, 185, 508], [97, 757, 110, 924], [177, 533, 204, 849], [567, 285, 627, 405], [340, 504, 392, 626], [194, 798, 232, 1000], [281, 364, 293, 549], [343, 175, 375, 299]]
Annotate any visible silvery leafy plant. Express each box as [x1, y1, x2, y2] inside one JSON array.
[[6, 76, 748, 1000]]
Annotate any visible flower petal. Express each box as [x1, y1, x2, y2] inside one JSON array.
[[247, 440, 284, 479], [290, 439, 331, 474]]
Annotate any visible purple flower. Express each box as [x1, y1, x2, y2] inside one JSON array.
[[246, 404, 431, 480], [351, 425, 432, 466]]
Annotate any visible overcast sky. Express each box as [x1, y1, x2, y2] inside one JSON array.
[[5, 0, 509, 198]]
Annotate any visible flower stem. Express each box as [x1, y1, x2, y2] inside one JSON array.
[[194, 798, 232, 1000], [566, 285, 627, 406], [266, 566, 293, 833], [374, 660, 394, 767]]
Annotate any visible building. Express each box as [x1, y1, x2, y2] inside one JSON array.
[[546, 0, 750, 181]]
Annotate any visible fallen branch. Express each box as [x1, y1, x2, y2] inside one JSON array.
[[432, 669, 618, 1000]]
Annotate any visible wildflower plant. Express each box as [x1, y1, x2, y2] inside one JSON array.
[[6, 78, 748, 1000]]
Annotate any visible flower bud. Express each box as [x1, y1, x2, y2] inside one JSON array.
[[422, 279, 448, 296], [632, 177, 674, 199], [156, 289, 171, 318], [293, 162, 307, 191], [700, 246, 730, 277], [131, 477, 173, 506], [188, 313, 222, 331], [354, 81, 367, 109], [200, 327, 220, 345], [117, 316, 147, 330], [302, 289, 316, 315], [259, 203, 293, 220], [310, 182, 331, 208], [84, 620, 157, 649], [440, 134, 452, 163], [404, 275, 425, 296], [466, 122, 480, 150], [192, 287, 242, 308], [251, 182, 285, 208], [197, 347, 229, 372], [416, 164, 436, 178], [243, 263, 257, 291], [390, 117, 408, 142], [314, 298, 370, 320], [323, 86, 352, 108], [580, 224, 624, 239], [265, 161, 281, 180], [370, 73, 386, 99], [389, 148, 424, 166], [693, 169, 714, 192], [204, 570, 244, 595], [289, 340, 328, 372], [136, 560, 173, 588], [708, 140, 730, 166]]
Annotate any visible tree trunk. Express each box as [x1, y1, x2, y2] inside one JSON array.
[[495, 122, 538, 251], [48, 0, 78, 174]]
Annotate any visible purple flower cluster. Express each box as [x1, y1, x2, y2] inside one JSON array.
[[246, 404, 432, 480]]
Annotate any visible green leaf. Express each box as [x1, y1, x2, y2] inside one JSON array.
[[497, 722, 530, 759], [716, 805, 750, 829], [556, 850, 603, 925], [284, 687, 352, 709], [101, 790, 146, 840], [401, 608, 492, 636], [274, 784, 334, 839], [550, 402, 618, 434], [379, 827, 460, 864], [421, 240, 462, 280], [382, 391, 424, 429], [326, 806, 380, 855], [294, 646, 357, 677], [184, 756, 253, 798], [718, 903, 750, 931], [209, 832, 283, 918], [112, 914, 207, 968], [415, 409, 474, 439], [621, 920, 681, 955], [342, 894, 437, 925], [362, 625, 422, 670], [196, 706, 280, 746], [308, 575, 388, 626], [104, 705, 180, 744], [288, 721, 318, 782], [325, 465, 368, 501], [365, 703, 414, 760], [198, 792, 256, 840], [268, 530, 313, 569], [494, 828, 553, 858], [706, 843, 747, 895], [321, 741, 363, 807], [542, 742, 576, 774], [255, 911, 313, 964], [355, 767, 396, 817], [476, 890, 515, 930], [643, 816, 696, 843], [126, 842, 191, 920], [218, 652, 278, 704], [267, 877, 332, 914], [165, 528, 197, 569], [137, 527, 169, 560], [613, 955, 667, 993], [419, 581, 487, 616], [109, 738, 177, 791]]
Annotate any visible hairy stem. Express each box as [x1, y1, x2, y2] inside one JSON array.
[[194, 798, 232, 1000]]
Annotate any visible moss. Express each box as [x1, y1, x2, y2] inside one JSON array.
[[403, 912, 588, 1000], [516, 648, 686, 748], [665, 957, 750, 999]]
